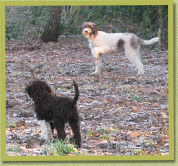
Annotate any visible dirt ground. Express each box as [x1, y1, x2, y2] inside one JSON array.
[[6, 35, 169, 156]]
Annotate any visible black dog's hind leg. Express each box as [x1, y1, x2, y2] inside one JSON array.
[[69, 120, 81, 148], [49, 121, 55, 141]]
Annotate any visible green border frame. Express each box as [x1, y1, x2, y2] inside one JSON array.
[[0, 0, 174, 162]]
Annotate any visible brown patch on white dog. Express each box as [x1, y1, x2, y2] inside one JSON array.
[[130, 35, 139, 49], [117, 39, 125, 52]]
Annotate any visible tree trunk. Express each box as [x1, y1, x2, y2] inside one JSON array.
[[158, 5, 164, 49], [76, 6, 82, 21], [41, 6, 62, 43]]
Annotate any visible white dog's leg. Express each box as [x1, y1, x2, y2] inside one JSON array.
[[39, 120, 53, 142], [90, 47, 103, 75], [125, 49, 144, 75], [91, 56, 102, 75], [133, 56, 144, 75]]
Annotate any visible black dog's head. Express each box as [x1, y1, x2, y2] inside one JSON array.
[[25, 81, 52, 98], [80, 22, 98, 39]]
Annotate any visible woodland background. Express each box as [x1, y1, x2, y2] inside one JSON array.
[[5, 6, 169, 156]]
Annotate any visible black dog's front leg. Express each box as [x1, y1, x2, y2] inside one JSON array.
[[55, 121, 66, 140], [49, 121, 54, 132]]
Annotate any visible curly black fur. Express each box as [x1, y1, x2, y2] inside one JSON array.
[[25, 80, 81, 147]]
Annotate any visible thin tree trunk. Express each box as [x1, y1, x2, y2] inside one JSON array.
[[158, 5, 164, 49], [41, 6, 62, 43], [76, 6, 82, 21]]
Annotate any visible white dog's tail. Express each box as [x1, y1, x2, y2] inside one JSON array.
[[139, 37, 159, 45]]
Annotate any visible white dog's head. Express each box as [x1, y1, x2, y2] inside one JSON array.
[[80, 22, 98, 38]]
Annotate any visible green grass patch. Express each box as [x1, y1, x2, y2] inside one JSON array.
[[7, 144, 22, 153], [41, 139, 85, 156], [6, 121, 16, 129], [131, 95, 142, 102], [121, 86, 135, 94]]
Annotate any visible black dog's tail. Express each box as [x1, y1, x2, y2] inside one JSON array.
[[72, 79, 79, 105]]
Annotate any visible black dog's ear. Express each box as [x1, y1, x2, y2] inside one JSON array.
[[44, 84, 52, 93], [25, 86, 29, 94], [37, 81, 52, 93], [25, 85, 32, 98]]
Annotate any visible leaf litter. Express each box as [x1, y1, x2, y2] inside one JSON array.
[[6, 35, 169, 156]]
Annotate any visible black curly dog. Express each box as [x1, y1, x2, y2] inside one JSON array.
[[25, 79, 81, 148]]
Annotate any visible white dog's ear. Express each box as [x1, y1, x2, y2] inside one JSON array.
[[92, 23, 98, 35], [93, 23, 98, 31]]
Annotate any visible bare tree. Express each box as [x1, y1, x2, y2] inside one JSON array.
[[158, 5, 164, 49], [41, 6, 62, 43]]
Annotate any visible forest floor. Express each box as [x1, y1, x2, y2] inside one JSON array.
[[6, 35, 169, 156]]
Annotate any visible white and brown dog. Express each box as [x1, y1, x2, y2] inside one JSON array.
[[80, 22, 159, 75]]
